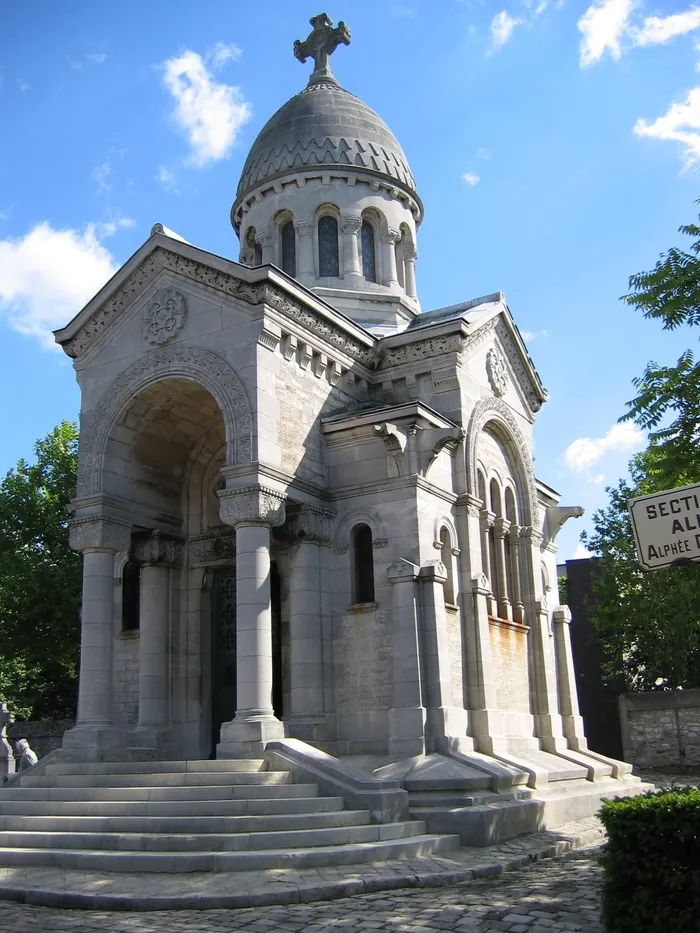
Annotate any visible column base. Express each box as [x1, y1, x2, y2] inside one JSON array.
[[285, 715, 335, 745], [131, 725, 172, 756], [61, 724, 127, 761], [217, 716, 285, 759], [389, 707, 426, 759]]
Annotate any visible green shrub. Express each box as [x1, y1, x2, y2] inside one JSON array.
[[599, 788, 700, 932]]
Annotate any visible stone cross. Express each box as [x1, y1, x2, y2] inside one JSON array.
[[293, 13, 351, 84], [0, 703, 16, 782]]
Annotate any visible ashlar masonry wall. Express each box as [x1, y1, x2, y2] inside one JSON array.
[[619, 689, 700, 770]]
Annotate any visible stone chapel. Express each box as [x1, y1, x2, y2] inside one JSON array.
[[43, 13, 643, 842]]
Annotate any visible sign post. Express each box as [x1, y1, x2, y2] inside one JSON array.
[[628, 482, 700, 571]]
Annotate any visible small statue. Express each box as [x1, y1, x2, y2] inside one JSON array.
[[0, 703, 15, 783], [15, 738, 38, 772]]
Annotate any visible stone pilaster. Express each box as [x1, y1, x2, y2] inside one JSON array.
[[63, 516, 131, 755], [217, 486, 286, 757], [403, 244, 418, 298], [132, 532, 182, 750], [387, 559, 426, 758], [340, 215, 363, 285], [494, 517, 512, 621], [255, 231, 274, 265], [552, 605, 588, 749], [287, 506, 334, 741], [420, 560, 468, 751], [381, 227, 401, 287], [294, 219, 314, 281]]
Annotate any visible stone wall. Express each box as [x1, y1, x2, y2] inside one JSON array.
[[7, 720, 74, 760], [489, 619, 530, 713], [619, 690, 700, 770]]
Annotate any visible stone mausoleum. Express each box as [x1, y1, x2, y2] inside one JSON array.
[[43, 14, 643, 846]]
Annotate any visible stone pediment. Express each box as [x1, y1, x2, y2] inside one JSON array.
[[54, 232, 376, 367]]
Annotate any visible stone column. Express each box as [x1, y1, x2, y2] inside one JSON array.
[[217, 486, 287, 757], [255, 231, 274, 265], [494, 518, 512, 621], [387, 559, 425, 758], [133, 532, 180, 748], [420, 560, 468, 751], [403, 245, 418, 299], [381, 227, 401, 288], [479, 510, 497, 617], [340, 215, 363, 285], [287, 506, 334, 739], [64, 516, 131, 754], [294, 219, 315, 282], [510, 526, 525, 623], [552, 606, 588, 749], [0, 704, 15, 782]]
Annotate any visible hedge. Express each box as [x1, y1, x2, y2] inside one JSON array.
[[599, 787, 700, 933]]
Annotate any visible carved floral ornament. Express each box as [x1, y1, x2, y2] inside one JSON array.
[[292, 506, 335, 543], [218, 486, 287, 528], [69, 517, 132, 554], [133, 531, 183, 566], [188, 533, 235, 565], [142, 287, 187, 346], [486, 347, 509, 397]]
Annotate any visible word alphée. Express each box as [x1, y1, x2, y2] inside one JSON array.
[[646, 494, 700, 520], [647, 536, 697, 560]]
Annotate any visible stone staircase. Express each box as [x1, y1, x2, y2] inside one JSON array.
[[0, 759, 459, 872]]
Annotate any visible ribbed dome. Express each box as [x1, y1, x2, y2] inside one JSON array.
[[233, 80, 418, 220]]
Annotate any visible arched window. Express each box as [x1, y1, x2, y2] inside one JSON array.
[[243, 227, 261, 266], [280, 219, 296, 277], [122, 560, 141, 632], [440, 527, 456, 605], [361, 220, 377, 283], [318, 215, 339, 277], [353, 524, 375, 603]]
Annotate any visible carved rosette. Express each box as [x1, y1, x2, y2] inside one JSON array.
[[133, 531, 183, 567], [69, 517, 132, 554], [218, 486, 287, 528], [293, 506, 335, 543], [143, 287, 187, 346], [486, 347, 509, 397]]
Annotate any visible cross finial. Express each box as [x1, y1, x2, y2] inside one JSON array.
[[294, 13, 351, 86]]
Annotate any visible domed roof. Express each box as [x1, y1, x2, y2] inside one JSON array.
[[233, 79, 419, 222]]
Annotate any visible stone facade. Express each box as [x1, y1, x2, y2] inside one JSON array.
[[620, 690, 700, 770], [49, 13, 632, 808]]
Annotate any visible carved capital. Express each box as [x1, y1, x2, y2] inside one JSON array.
[[403, 244, 418, 262], [293, 506, 335, 543], [218, 486, 286, 528], [480, 510, 496, 531], [494, 517, 511, 539], [340, 215, 362, 235], [381, 227, 402, 245], [69, 517, 131, 554], [255, 232, 273, 247], [387, 558, 419, 583], [133, 531, 183, 567], [293, 219, 313, 236], [471, 571, 491, 595]]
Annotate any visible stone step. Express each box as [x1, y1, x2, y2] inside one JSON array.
[[44, 759, 266, 776], [0, 821, 424, 853], [0, 809, 368, 835], [0, 833, 460, 872], [0, 792, 335, 818], [0, 783, 321, 804], [20, 771, 292, 789]]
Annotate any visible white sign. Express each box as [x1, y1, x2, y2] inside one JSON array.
[[628, 482, 700, 571]]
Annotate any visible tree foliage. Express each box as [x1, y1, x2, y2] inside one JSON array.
[[0, 422, 81, 718]]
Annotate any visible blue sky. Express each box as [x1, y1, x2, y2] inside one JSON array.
[[1, 0, 699, 561]]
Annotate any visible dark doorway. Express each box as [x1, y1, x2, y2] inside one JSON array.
[[211, 563, 283, 753]]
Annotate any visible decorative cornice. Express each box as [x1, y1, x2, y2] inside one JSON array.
[[61, 248, 376, 368], [495, 318, 545, 413]]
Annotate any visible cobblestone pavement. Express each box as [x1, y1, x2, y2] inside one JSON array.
[[0, 845, 603, 932]]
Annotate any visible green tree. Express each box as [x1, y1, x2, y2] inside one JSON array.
[[582, 450, 700, 691], [0, 421, 81, 718]]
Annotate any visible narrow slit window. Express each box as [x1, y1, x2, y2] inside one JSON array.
[[318, 215, 339, 277], [361, 221, 377, 282], [353, 524, 375, 603], [281, 220, 296, 277]]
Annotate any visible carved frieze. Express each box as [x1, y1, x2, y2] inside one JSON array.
[[69, 517, 132, 554], [188, 533, 235, 565], [218, 486, 287, 528], [292, 506, 335, 543], [495, 318, 544, 412], [143, 287, 187, 346], [133, 531, 183, 567]]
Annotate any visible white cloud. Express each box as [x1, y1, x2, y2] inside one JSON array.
[[209, 42, 242, 69], [0, 221, 130, 348], [574, 543, 593, 559], [155, 165, 180, 194], [490, 11, 522, 51], [476, 148, 491, 160], [462, 172, 481, 186], [521, 328, 548, 341], [162, 50, 251, 167], [578, 0, 636, 66], [634, 86, 700, 167], [563, 422, 644, 473], [18, 79, 30, 92], [86, 52, 107, 64], [632, 7, 700, 46], [588, 473, 606, 484], [92, 161, 111, 193]]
